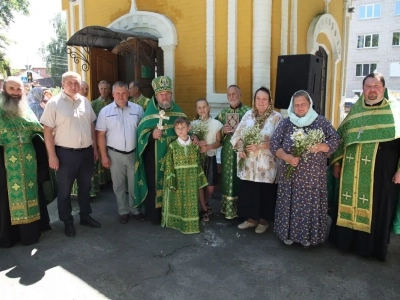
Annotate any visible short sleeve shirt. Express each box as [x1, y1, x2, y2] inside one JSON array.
[[40, 91, 96, 148], [95, 101, 144, 152]]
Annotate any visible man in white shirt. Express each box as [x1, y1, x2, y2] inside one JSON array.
[[96, 81, 144, 224], [41, 71, 101, 237]]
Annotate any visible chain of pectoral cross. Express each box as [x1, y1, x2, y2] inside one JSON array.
[[10, 118, 25, 143], [357, 108, 377, 139]]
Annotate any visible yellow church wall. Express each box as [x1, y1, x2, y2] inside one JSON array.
[[270, 0, 283, 100], [136, 0, 209, 118], [236, 0, 253, 105], [296, 3, 325, 54], [62, 0, 348, 123]]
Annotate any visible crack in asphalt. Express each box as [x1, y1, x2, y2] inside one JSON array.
[[131, 263, 172, 290], [152, 244, 194, 258]]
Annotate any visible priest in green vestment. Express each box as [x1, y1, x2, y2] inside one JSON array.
[[0, 77, 53, 247], [216, 85, 251, 219], [128, 80, 150, 111], [329, 72, 400, 262], [134, 76, 186, 223]]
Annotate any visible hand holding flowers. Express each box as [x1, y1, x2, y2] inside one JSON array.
[[237, 125, 262, 171], [285, 128, 325, 179]]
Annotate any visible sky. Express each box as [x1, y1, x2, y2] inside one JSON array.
[[5, 0, 63, 69]]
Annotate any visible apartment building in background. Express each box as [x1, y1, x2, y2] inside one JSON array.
[[346, 0, 400, 100]]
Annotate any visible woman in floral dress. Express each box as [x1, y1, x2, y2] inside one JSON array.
[[270, 90, 339, 247], [231, 87, 282, 234]]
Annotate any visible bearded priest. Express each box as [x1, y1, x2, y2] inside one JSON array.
[[0, 76, 53, 247]]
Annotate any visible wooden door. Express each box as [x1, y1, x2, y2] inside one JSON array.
[[89, 47, 119, 99]]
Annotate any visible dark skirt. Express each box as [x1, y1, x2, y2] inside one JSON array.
[[237, 180, 277, 222], [203, 155, 218, 186]]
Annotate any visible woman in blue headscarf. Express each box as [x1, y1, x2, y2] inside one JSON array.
[[28, 87, 52, 121], [270, 90, 339, 248]]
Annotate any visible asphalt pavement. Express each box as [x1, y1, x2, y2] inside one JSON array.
[[1, 186, 399, 300]]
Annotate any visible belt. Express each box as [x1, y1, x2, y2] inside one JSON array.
[[56, 145, 92, 151], [107, 146, 135, 155]]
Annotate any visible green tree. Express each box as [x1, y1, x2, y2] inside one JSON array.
[[38, 12, 68, 87], [0, 0, 29, 76]]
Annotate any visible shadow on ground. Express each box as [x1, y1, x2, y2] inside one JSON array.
[[1, 187, 400, 300]]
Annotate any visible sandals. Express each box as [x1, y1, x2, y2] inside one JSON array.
[[201, 211, 209, 222], [206, 202, 213, 215]]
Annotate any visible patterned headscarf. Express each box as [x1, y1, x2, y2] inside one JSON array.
[[27, 87, 44, 104]]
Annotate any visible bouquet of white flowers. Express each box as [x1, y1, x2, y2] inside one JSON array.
[[191, 117, 209, 165], [238, 125, 262, 171], [191, 117, 209, 141], [285, 128, 325, 179]]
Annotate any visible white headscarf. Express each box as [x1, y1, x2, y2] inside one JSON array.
[[287, 90, 318, 127]]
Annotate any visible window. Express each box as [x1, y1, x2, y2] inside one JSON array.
[[393, 32, 400, 46], [390, 62, 400, 77], [37, 70, 41, 75], [356, 63, 377, 76], [396, 1, 400, 15], [359, 3, 381, 19], [357, 34, 379, 48]]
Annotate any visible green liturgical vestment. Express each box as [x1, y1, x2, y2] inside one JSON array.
[[216, 104, 251, 219], [0, 108, 43, 225], [331, 95, 400, 233], [134, 98, 186, 209], [129, 94, 150, 111]]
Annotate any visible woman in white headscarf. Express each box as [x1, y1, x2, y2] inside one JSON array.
[[28, 87, 52, 121], [270, 90, 339, 248]]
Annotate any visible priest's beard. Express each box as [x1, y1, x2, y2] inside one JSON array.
[[158, 102, 172, 110], [1, 91, 30, 119]]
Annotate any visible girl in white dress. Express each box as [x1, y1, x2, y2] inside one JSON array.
[[191, 99, 223, 221]]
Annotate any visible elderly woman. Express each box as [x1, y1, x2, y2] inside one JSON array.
[[28, 87, 52, 121], [270, 90, 339, 247], [231, 87, 282, 234]]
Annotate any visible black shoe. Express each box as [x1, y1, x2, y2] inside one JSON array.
[[64, 223, 76, 237], [80, 216, 101, 228]]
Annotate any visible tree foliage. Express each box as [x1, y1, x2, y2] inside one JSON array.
[[38, 12, 68, 87], [0, 0, 30, 76]]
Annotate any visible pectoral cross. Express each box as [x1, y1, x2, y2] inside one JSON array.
[[16, 132, 24, 143], [157, 110, 170, 130], [357, 128, 363, 139]]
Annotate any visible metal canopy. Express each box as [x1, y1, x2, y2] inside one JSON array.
[[65, 26, 159, 72], [66, 26, 158, 50]]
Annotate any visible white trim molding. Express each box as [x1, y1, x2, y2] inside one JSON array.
[[206, 0, 238, 114], [108, 9, 178, 92], [307, 13, 342, 122], [252, 0, 272, 92]]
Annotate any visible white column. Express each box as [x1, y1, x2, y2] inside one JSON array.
[[252, 0, 272, 92], [281, 0, 289, 55], [161, 45, 176, 97], [290, 0, 298, 54], [227, 0, 237, 86]]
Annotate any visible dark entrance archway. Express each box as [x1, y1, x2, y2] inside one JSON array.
[[65, 26, 163, 99]]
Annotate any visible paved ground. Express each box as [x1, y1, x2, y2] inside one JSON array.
[[1, 187, 400, 300]]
